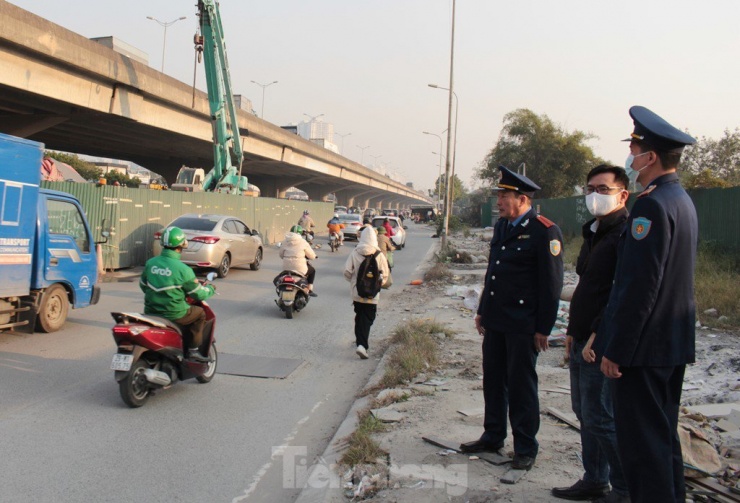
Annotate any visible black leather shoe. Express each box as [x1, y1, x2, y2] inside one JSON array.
[[459, 439, 504, 453], [309, 291, 318, 298], [188, 349, 210, 363], [551, 479, 609, 500], [511, 454, 536, 470]]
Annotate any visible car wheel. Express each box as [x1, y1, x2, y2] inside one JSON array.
[[217, 253, 231, 278], [250, 248, 262, 271]]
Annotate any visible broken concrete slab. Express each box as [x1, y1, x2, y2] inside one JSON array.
[[371, 407, 405, 423], [686, 402, 740, 419]]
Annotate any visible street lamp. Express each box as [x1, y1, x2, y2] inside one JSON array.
[[147, 16, 187, 73], [428, 0, 456, 247], [335, 131, 352, 154], [357, 145, 370, 165], [428, 83, 459, 217], [423, 131, 444, 205], [250, 80, 278, 119], [303, 113, 324, 123], [369, 154, 382, 169]]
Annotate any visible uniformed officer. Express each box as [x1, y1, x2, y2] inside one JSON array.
[[461, 166, 564, 472], [594, 106, 697, 502]]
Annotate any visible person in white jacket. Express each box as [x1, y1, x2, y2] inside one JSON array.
[[280, 226, 318, 297], [343, 226, 390, 359]]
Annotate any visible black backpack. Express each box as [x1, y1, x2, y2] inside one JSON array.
[[356, 251, 383, 299]]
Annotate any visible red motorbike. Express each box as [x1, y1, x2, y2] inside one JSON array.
[[109, 274, 218, 408]]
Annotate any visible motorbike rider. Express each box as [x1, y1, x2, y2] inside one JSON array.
[[298, 210, 316, 238], [382, 218, 396, 237], [327, 213, 346, 245], [376, 226, 396, 270], [140, 226, 216, 363], [280, 225, 318, 297]]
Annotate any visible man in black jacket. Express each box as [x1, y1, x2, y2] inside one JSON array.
[[461, 166, 564, 473], [552, 165, 630, 503]]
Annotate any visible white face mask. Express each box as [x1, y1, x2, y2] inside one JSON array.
[[624, 152, 650, 191], [585, 192, 622, 217]]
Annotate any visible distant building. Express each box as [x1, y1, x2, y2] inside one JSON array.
[[90, 36, 148, 65], [233, 95, 256, 116], [298, 119, 334, 143], [310, 138, 339, 154], [93, 161, 128, 176], [281, 125, 299, 135]]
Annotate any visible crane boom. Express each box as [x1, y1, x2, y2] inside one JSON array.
[[196, 0, 248, 194]]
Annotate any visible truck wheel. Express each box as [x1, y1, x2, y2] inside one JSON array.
[[217, 254, 231, 278], [37, 284, 69, 333]]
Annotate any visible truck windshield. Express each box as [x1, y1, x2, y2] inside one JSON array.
[[175, 170, 195, 184]]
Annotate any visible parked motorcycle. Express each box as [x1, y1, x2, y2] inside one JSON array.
[[329, 232, 339, 252], [274, 270, 311, 319], [109, 273, 218, 408]]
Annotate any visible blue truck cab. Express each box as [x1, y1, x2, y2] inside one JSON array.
[[0, 133, 100, 333]]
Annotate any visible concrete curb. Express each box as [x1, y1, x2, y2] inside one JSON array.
[[295, 241, 440, 503]]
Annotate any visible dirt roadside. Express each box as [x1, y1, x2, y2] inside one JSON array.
[[322, 230, 740, 503]]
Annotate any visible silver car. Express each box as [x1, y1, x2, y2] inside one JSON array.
[[153, 214, 263, 278], [338, 213, 364, 240]]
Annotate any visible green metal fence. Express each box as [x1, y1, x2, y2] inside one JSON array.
[[535, 186, 740, 249], [42, 182, 333, 269]]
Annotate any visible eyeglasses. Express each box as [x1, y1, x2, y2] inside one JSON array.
[[582, 185, 624, 195]]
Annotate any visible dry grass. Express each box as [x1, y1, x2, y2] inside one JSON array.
[[339, 410, 387, 466], [424, 263, 453, 283], [694, 243, 740, 327], [380, 319, 453, 389]]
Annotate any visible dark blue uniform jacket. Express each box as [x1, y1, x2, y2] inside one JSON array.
[[477, 207, 564, 335], [595, 173, 697, 366]]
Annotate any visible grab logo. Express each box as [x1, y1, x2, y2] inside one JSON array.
[[150, 266, 173, 276]]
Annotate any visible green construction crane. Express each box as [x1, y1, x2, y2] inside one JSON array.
[[195, 0, 249, 194]]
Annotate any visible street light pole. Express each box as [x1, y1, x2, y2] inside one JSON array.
[[250, 80, 278, 119], [423, 131, 444, 206], [303, 113, 324, 123], [357, 145, 370, 165], [369, 154, 382, 169], [429, 83, 459, 214], [335, 131, 352, 154], [147, 16, 187, 73]]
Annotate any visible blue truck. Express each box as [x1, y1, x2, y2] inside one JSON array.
[[0, 133, 101, 333]]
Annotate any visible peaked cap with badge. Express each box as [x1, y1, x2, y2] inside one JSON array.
[[495, 165, 541, 197], [625, 105, 696, 153]]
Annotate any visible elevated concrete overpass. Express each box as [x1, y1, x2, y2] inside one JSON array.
[[0, 2, 430, 209]]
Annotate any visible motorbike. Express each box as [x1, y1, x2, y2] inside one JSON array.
[[109, 272, 218, 408], [274, 269, 311, 319], [329, 231, 339, 252], [302, 230, 314, 244]]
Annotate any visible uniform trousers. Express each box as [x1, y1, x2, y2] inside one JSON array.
[[613, 365, 686, 502], [353, 302, 377, 349], [482, 330, 539, 457], [173, 305, 206, 349]]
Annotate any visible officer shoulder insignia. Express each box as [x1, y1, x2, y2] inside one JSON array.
[[549, 239, 562, 256], [631, 217, 652, 240], [536, 215, 555, 228], [637, 185, 657, 198]]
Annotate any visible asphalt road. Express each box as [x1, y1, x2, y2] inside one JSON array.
[[0, 223, 435, 503]]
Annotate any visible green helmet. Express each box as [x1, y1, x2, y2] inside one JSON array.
[[161, 226, 188, 249], [290, 225, 303, 234]]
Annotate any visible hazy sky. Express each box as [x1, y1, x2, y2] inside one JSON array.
[[11, 0, 740, 193]]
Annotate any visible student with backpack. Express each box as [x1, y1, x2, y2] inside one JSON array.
[[343, 226, 390, 359]]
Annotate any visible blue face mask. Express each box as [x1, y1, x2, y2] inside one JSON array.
[[624, 152, 650, 191]]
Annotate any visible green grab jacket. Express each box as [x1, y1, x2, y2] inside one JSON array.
[[139, 249, 215, 320]]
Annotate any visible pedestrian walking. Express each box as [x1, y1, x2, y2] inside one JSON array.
[[594, 106, 698, 502], [461, 165, 564, 473], [552, 165, 630, 503], [343, 226, 390, 359]]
